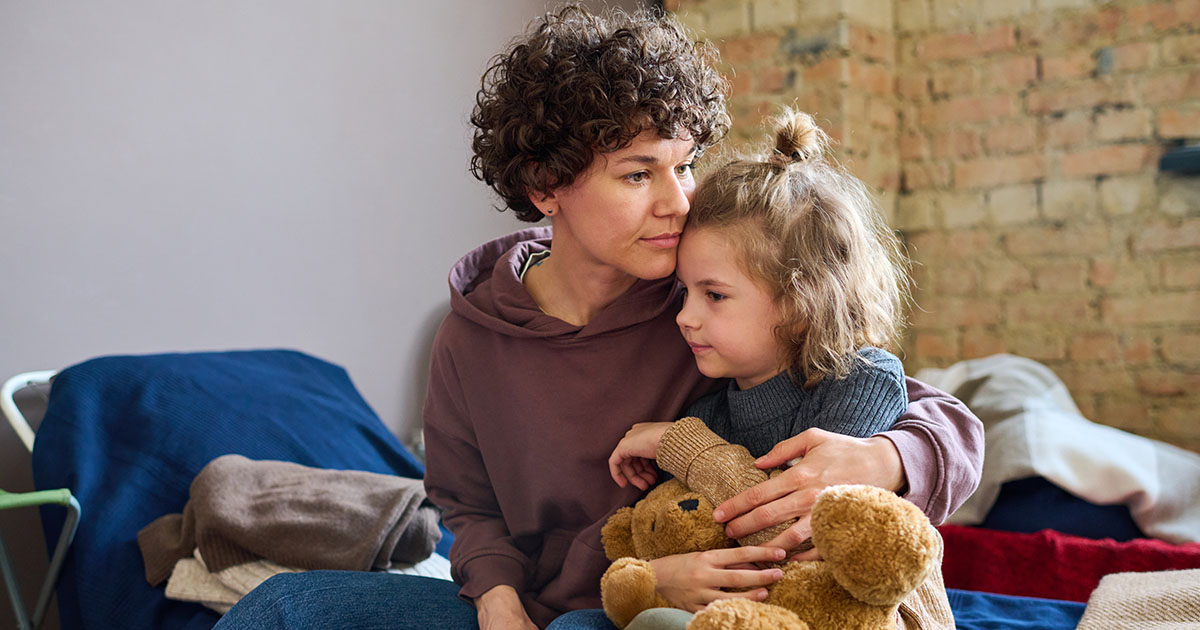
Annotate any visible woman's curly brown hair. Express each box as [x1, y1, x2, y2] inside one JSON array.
[[470, 5, 731, 222]]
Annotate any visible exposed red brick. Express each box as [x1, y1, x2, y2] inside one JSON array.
[[913, 330, 960, 359], [1006, 296, 1092, 324], [848, 23, 896, 65], [984, 121, 1037, 154], [1162, 332, 1200, 363], [916, 25, 1016, 62], [1045, 114, 1093, 148], [1141, 69, 1200, 105], [898, 73, 930, 101], [1112, 42, 1157, 72], [1033, 260, 1089, 291], [1136, 370, 1200, 396], [1070, 332, 1122, 361], [1126, 1, 1180, 33], [1158, 108, 1200, 138], [955, 154, 1045, 188], [962, 329, 1006, 358], [1122, 334, 1158, 364], [847, 59, 894, 97], [933, 129, 981, 159], [921, 94, 1018, 126], [902, 161, 953, 191], [1004, 224, 1111, 257], [1095, 108, 1153, 142], [1062, 144, 1155, 177], [986, 56, 1038, 90], [1102, 292, 1200, 325], [1162, 257, 1200, 289], [931, 66, 976, 96], [1132, 219, 1200, 253], [721, 33, 781, 66], [1042, 50, 1095, 81], [912, 297, 1004, 327], [1026, 79, 1137, 114], [804, 57, 845, 83]]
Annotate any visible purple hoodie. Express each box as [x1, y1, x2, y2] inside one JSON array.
[[422, 228, 983, 628]]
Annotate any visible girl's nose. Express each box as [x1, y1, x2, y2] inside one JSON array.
[[676, 295, 698, 330]]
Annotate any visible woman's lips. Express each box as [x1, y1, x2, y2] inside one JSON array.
[[641, 232, 681, 249]]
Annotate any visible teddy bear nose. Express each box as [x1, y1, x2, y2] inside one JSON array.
[[678, 499, 699, 512]]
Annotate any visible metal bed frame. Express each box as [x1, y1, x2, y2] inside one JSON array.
[[1, 371, 80, 630]]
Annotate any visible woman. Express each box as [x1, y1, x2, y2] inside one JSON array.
[[215, 7, 982, 630]]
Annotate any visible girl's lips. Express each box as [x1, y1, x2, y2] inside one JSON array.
[[688, 342, 712, 354], [641, 233, 681, 249]]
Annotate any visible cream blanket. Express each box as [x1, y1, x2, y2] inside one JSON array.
[[916, 354, 1200, 544], [1076, 568, 1200, 629]]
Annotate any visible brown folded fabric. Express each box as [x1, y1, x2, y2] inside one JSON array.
[[138, 454, 440, 585]]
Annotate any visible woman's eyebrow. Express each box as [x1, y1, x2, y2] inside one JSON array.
[[612, 145, 699, 166]]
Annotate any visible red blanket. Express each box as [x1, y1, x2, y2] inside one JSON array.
[[939, 525, 1200, 602]]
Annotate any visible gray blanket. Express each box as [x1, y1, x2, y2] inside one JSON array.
[[138, 454, 441, 585]]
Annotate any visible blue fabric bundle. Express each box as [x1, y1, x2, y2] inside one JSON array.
[[948, 589, 1086, 630], [32, 349, 448, 630]]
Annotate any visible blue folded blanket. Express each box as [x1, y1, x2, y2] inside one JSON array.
[[33, 349, 447, 630], [948, 588, 1086, 630]]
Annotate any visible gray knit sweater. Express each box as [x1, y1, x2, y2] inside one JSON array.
[[684, 347, 906, 458]]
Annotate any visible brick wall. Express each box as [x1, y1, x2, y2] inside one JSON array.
[[669, 0, 1200, 452]]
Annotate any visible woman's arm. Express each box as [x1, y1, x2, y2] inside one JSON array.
[[688, 378, 984, 554], [422, 336, 535, 629]]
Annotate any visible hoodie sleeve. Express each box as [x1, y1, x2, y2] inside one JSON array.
[[422, 331, 530, 604], [878, 377, 985, 525]]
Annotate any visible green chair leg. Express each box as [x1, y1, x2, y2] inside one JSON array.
[[0, 489, 81, 630]]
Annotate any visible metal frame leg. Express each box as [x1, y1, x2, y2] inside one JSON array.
[[0, 491, 80, 630]]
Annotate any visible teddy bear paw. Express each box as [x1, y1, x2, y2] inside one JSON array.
[[688, 599, 810, 630]]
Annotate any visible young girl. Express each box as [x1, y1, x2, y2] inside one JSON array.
[[609, 107, 913, 537]]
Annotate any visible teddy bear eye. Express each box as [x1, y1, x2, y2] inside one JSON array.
[[678, 499, 699, 512]]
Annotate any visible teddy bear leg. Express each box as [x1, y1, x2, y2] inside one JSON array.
[[601, 558, 673, 629], [687, 599, 810, 630]]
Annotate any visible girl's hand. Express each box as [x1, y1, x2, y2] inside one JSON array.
[[648, 546, 786, 612], [711, 428, 904, 557], [476, 585, 537, 630], [608, 422, 674, 490]]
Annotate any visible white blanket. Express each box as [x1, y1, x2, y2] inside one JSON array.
[[916, 354, 1200, 544]]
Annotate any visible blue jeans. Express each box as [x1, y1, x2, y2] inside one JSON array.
[[213, 572, 617, 630]]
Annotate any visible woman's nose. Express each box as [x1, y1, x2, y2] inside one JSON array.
[[656, 176, 691, 218]]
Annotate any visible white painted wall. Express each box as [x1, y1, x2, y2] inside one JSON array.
[[0, 1, 640, 626]]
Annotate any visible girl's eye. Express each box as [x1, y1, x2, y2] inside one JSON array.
[[706, 291, 726, 302]]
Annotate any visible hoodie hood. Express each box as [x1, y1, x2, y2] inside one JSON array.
[[447, 227, 681, 339]]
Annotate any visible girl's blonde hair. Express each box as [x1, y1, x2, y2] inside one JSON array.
[[687, 109, 911, 384]]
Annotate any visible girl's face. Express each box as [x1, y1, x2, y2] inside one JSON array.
[[538, 130, 697, 282], [675, 226, 788, 390]]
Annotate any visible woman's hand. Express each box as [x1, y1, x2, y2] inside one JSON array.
[[649, 546, 786, 612], [476, 585, 537, 630], [710, 428, 905, 558], [608, 422, 674, 490]]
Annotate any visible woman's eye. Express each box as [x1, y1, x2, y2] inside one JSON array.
[[626, 172, 648, 184], [676, 163, 695, 176]]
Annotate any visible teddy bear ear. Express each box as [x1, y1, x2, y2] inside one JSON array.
[[602, 507, 638, 561]]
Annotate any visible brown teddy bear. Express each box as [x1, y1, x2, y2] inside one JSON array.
[[599, 429, 949, 630]]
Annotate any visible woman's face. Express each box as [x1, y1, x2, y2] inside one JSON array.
[[541, 130, 697, 281]]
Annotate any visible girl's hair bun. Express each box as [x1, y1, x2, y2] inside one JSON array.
[[770, 109, 828, 166]]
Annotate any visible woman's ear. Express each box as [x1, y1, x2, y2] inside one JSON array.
[[527, 188, 559, 218]]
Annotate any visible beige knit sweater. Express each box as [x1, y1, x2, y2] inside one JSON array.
[[657, 417, 954, 630]]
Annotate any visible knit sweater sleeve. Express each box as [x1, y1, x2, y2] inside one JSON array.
[[803, 348, 907, 438], [881, 377, 985, 525], [422, 331, 529, 603]]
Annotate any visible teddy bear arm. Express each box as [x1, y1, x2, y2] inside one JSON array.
[[601, 558, 674, 629]]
